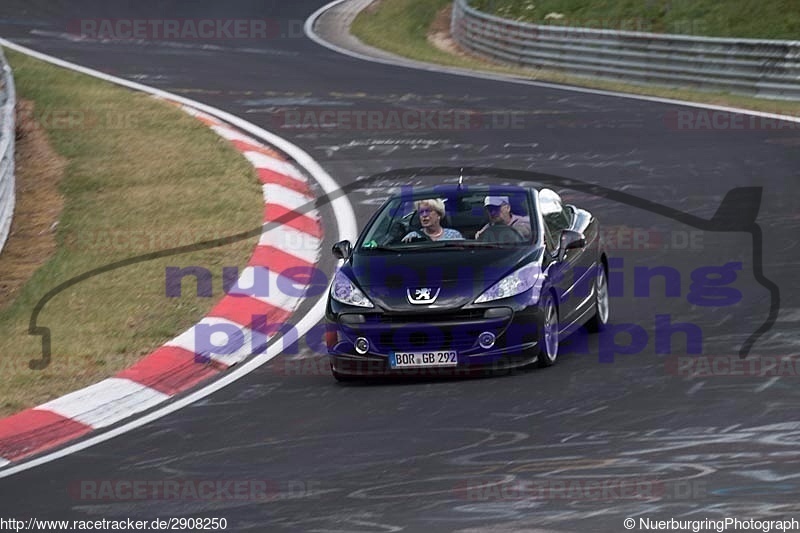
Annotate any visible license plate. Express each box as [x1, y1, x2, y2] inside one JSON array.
[[389, 351, 458, 368]]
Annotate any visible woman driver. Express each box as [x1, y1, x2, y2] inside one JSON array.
[[401, 198, 463, 242]]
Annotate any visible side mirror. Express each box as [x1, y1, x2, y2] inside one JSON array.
[[557, 230, 585, 261], [332, 240, 352, 260]]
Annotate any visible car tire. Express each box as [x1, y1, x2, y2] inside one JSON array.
[[586, 262, 609, 333], [536, 291, 559, 368]]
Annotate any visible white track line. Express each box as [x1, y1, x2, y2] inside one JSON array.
[[258, 227, 322, 265], [244, 151, 306, 181], [210, 125, 262, 143], [167, 317, 269, 367], [0, 38, 357, 478], [263, 183, 315, 211], [305, 0, 800, 124], [227, 267, 309, 311], [35, 378, 170, 429]]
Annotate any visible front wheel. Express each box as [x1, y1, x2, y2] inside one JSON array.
[[586, 263, 609, 333], [536, 291, 559, 368]]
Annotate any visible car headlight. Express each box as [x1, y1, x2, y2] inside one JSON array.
[[330, 269, 374, 308], [475, 263, 541, 303]]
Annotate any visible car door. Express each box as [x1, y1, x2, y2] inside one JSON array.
[[564, 204, 599, 321]]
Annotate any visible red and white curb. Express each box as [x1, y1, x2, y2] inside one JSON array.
[[0, 103, 323, 466]]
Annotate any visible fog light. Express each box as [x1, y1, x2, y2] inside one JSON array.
[[479, 331, 496, 349], [355, 337, 370, 355]]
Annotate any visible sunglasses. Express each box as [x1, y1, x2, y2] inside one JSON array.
[[485, 205, 503, 213], [418, 208, 439, 216]]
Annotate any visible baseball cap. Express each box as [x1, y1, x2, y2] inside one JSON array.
[[484, 196, 509, 207]]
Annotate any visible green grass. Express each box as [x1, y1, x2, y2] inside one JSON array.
[[352, 0, 455, 64], [0, 50, 263, 416], [472, 0, 800, 39], [351, 0, 800, 116]]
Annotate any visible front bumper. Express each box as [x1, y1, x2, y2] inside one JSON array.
[[327, 304, 542, 377]]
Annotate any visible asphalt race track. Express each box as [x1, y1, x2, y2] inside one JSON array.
[[1, 1, 799, 531]]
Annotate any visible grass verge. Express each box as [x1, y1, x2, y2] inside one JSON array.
[[351, 0, 800, 117], [471, 0, 800, 40], [0, 49, 262, 416]]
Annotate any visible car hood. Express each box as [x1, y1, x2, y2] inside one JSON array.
[[343, 246, 542, 311]]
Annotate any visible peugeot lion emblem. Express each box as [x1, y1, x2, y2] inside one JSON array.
[[407, 287, 441, 305]]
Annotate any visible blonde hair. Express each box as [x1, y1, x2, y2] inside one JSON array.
[[415, 198, 446, 217]]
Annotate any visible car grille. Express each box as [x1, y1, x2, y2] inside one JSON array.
[[376, 326, 485, 352], [367, 310, 487, 324], [342, 309, 513, 353]]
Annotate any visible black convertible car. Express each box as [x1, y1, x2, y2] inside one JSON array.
[[325, 184, 609, 380]]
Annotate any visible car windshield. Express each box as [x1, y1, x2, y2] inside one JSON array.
[[358, 190, 536, 250]]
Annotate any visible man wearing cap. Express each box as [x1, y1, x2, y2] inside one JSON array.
[[475, 196, 532, 240]]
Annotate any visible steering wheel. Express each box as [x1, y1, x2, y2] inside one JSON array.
[[477, 224, 524, 243], [384, 221, 409, 245], [405, 231, 431, 243]]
